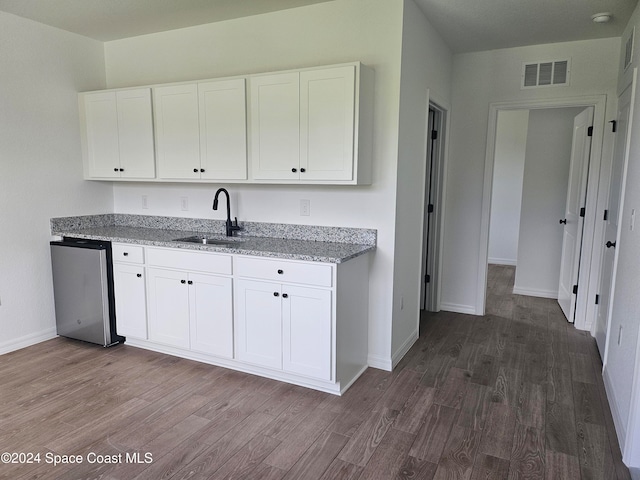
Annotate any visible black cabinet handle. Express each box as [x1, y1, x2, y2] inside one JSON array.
[[292, 168, 297, 173], [181, 279, 186, 284], [300, 168, 306, 173], [188, 280, 193, 285], [193, 168, 199, 173], [277, 269, 283, 274], [559, 219, 567, 224], [114, 168, 119, 172], [273, 292, 279, 297], [200, 169, 205, 173], [136, 273, 142, 278], [119, 168, 124, 172], [282, 293, 288, 298], [606, 241, 617, 248], [123, 252, 129, 256]]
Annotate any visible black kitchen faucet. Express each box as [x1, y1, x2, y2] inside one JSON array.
[[213, 188, 242, 237]]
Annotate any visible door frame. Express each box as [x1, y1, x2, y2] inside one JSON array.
[[477, 95, 608, 331], [421, 102, 447, 312]]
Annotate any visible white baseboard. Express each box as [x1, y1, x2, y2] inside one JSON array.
[[441, 302, 477, 315], [0, 328, 57, 355], [604, 366, 627, 451], [392, 329, 419, 368], [367, 353, 393, 371], [488, 258, 517, 266], [512, 286, 557, 299]]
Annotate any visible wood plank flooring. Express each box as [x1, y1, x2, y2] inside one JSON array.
[[0, 264, 631, 479]]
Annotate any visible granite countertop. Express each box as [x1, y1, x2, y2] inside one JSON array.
[[51, 217, 376, 264]]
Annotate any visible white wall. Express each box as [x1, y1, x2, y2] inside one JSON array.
[[391, 0, 452, 365], [443, 38, 620, 314], [514, 107, 583, 297], [104, 0, 406, 368], [488, 110, 528, 265], [0, 12, 113, 353]]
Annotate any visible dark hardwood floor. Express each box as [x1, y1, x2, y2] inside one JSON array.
[[0, 264, 631, 479]]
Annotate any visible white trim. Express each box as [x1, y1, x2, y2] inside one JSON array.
[[478, 95, 608, 333], [367, 353, 393, 371], [0, 328, 57, 355], [392, 328, 418, 368], [488, 257, 517, 266], [441, 302, 476, 315], [512, 286, 557, 299], [604, 365, 627, 450]]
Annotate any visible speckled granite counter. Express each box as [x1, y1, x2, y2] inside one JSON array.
[[51, 214, 376, 264]]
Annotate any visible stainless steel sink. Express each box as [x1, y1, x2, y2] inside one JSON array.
[[172, 235, 242, 246]]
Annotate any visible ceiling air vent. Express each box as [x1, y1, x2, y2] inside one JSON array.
[[522, 59, 570, 88]]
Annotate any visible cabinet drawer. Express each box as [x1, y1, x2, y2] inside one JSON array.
[[112, 243, 144, 264], [146, 247, 232, 275], [234, 256, 332, 287]]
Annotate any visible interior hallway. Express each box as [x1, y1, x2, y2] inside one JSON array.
[[0, 264, 630, 479]]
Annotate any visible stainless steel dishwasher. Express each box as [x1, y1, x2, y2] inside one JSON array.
[[50, 238, 124, 347]]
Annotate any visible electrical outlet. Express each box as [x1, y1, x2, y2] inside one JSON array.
[[141, 195, 148, 209], [181, 196, 189, 211], [300, 199, 310, 216]]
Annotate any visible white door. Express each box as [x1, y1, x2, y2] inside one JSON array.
[[154, 84, 201, 179], [198, 79, 248, 180], [189, 273, 233, 358], [300, 66, 355, 181], [116, 88, 155, 179], [250, 72, 300, 180], [595, 79, 635, 355], [234, 279, 282, 369], [147, 268, 191, 349], [282, 285, 332, 380], [557, 107, 594, 321], [113, 263, 147, 339]]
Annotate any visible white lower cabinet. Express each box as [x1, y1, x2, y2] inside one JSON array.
[[234, 263, 333, 381], [115, 245, 369, 395], [146, 265, 233, 357], [113, 262, 147, 339]]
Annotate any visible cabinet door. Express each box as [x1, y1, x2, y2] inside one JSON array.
[[154, 84, 201, 179], [113, 263, 148, 339], [250, 73, 300, 180], [199, 79, 248, 180], [146, 267, 191, 349], [282, 285, 332, 380], [189, 273, 233, 358], [116, 89, 155, 179], [234, 279, 282, 369], [82, 91, 121, 178], [300, 66, 356, 181]]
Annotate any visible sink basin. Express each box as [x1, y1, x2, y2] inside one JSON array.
[[172, 235, 242, 246]]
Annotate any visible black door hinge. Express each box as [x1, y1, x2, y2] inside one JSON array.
[[425, 274, 431, 284], [595, 294, 600, 305], [580, 207, 586, 217], [604, 209, 609, 221], [427, 204, 434, 214], [573, 284, 578, 295], [431, 130, 438, 140], [610, 120, 617, 133], [588, 126, 593, 137]]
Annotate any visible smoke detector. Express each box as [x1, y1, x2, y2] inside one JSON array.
[[592, 12, 612, 24]]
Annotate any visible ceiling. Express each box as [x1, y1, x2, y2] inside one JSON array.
[[0, 0, 637, 52]]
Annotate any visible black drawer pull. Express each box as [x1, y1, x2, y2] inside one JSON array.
[[282, 293, 288, 298], [277, 269, 283, 274], [300, 168, 306, 173], [181, 279, 186, 284], [273, 292, 279, 297], [123, 252, 129, 256], [188, 280, 193, 285], [292, 168, 297, 173], [136, 273, 142, 278]]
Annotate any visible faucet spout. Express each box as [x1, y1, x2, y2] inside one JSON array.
[[213, 188, 241, 237]]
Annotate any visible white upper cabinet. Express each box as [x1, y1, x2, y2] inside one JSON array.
[[199, 78, 248, 180], [153, 84, 201, 179], [250, 63, 372, 184], [80, 88, 155, 179], [250, 72, 300, 180]]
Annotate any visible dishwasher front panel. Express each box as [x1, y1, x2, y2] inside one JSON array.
[[50, 240, 117, 346]]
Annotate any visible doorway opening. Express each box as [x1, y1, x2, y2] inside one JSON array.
[[421, 103, 446, 312], [478, 95, 608, 331]]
